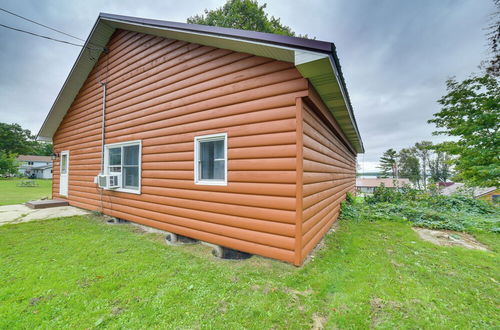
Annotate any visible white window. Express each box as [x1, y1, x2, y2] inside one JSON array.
[[194, 133, 227, 186], [104, 140, 141, 194]]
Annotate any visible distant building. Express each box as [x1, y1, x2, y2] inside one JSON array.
[[356, 178, 411, 194], [16, 155, 53, 179], [440, 183, 499, 203]]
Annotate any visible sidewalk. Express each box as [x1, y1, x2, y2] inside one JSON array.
[[0, 204, 89, 226]]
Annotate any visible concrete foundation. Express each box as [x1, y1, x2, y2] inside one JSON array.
[[164, 232, 198, 245], [106, 217, 129, 224]]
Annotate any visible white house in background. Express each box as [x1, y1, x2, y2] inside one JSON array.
[[356, 178, 412, 194], [16, 155, 53, 179]]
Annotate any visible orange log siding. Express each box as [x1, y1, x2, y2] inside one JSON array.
[[300, 97, 357, 262], [52, 29, 356, 265]]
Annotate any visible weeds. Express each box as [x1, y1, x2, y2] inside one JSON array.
[[341, 186, 500, 233]]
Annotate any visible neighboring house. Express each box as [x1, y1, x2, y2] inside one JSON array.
[[37, 13, 363, 265], [440, 183, 499, 202], [356, 178, 411, 194], [16, 155, 53, 179]]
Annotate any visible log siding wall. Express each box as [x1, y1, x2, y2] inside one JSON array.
[[52, 29, 356, 265], [300, 101, 357, 261]]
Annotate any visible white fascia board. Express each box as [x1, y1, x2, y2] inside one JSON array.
[[294, 49, 363, 153], [294, 50, 329, 66], [104, 18, 296, 63]]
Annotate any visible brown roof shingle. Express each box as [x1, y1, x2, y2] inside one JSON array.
[[17, 155, 52, 162], [356, 178, 411, 188]]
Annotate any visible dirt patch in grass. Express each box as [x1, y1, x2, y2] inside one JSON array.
[[311, 313, 327, 329], [413, 228, 489, 251]]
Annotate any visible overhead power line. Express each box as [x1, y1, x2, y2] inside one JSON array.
[[0, 7, 85, 41], [0, 23, 86, 47], [0, 7, 106, 51]]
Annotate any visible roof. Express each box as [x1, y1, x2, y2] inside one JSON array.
[[356, 178, 411, 188], [17, 155, 52, 162], [37, 13, 364, 153], [32, 165, 53, 170], [440, 183, 498, 197]]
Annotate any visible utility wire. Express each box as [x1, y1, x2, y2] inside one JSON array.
[[0, 7, 85, 41], [0, 23, 86, 47], [0, 7, 106, 51]]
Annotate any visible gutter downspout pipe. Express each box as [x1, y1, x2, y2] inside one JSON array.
[[100, 82, 106, 174]]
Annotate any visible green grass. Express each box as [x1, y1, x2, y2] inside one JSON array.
[[0, 215, 498, 328], [0, 179, 52, 205]]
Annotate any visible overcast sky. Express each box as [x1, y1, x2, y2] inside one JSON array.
[[0, 0, 495, 171]]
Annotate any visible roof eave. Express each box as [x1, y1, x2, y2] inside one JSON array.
[[37, 13, 363, 153]]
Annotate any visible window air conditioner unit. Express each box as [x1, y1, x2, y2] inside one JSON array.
[[108, 175, 120, 189], [97, 174, 107, 188], [97, 174, 120, 189]]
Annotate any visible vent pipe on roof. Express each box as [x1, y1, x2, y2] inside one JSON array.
[[100, 82, 106, 174]]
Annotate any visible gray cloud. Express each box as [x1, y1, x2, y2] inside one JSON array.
[[0, 0, 494, 169]]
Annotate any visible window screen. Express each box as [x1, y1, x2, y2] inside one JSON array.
[[105, 141, 141, 192], [195, 133, 227, 185], [123, 145, 139, 189]]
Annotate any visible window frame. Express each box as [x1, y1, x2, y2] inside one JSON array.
[[194, 133, 228, 186], [103, 140, 142, 194]]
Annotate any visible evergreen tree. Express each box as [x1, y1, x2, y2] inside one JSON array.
[[378, 149, 398, 178]]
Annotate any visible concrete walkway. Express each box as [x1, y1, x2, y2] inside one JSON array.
[[0, 204, 89, 226]]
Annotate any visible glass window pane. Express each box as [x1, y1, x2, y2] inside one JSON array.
[[199, 139, 225, 181], [123, 166, 139, 188], [124, 145, 139, 165], [61, 154, 67, 174], [213, 159, 225, 180], [109, 148, 121, 165], [214, 140, 224, 159], [109, 166, 121, 173]]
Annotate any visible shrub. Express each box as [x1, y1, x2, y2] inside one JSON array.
[[344, 188, 499, 233]]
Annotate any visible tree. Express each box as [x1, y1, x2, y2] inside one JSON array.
[[187, 0, 308, 37], [0, 122, 36, 155], [429, 151, 452, 183], [414, 141, 433, 189], [31, 142, 53, 156], [398, 148, 421, 187], [0, 151, 18, 176], [485, 0, 500, 76], [378, 149, 398, 178], [428, 74, 499, 187], [0, 122, 52, 156]]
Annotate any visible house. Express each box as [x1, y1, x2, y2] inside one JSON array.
[[16, 155, 53, 179], [37, 13, 363, 265], [440, 183, 499, 203], [356, 178, 411, 194]]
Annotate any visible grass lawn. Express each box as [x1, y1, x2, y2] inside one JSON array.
[[0, 215, 498, 328], [0, 179, 52, 205]]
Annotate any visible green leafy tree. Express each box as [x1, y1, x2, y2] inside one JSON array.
[[0, 122, 52, 156], [428, 74, 499, 187], [187, 0, 308, 38], [429, 151, 452, 183], [398, 147, 421, 187], [0, 151, 18, 176], [485, 0, 500, 76], [31, 142, 53, 156], [0, 123, 36, 154], [414, 141, 433, 189], [378, 148, 398, 178]]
